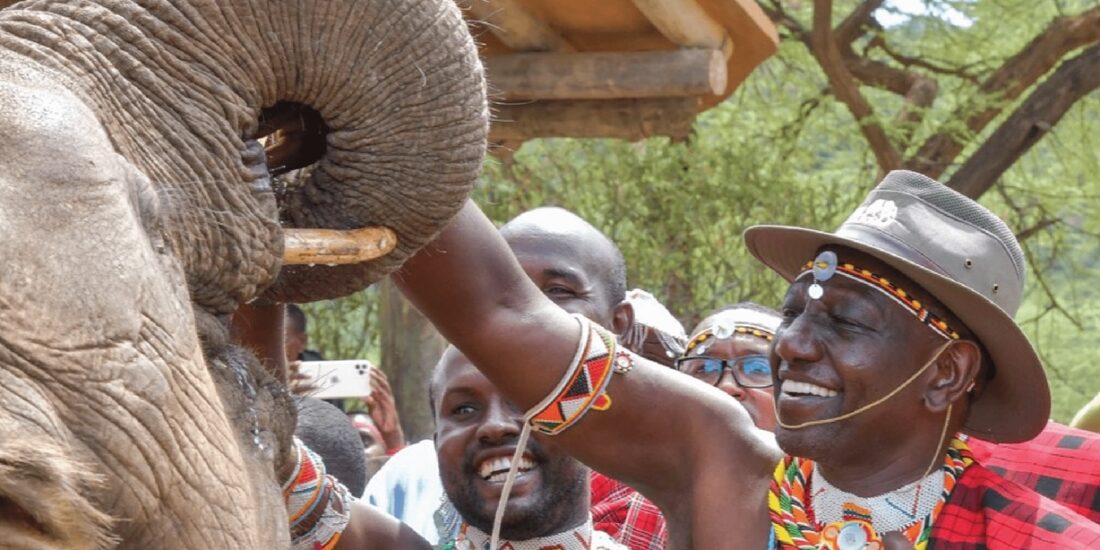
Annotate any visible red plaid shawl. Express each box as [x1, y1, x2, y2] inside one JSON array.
[[967, 421, 1100, 524], [588, 422, 1100, 549], [931, 459, 1100, 548], [590, 471, 668, 550]]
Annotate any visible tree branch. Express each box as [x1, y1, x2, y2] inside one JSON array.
[[870, 37, 981, 84], [908, 5, 1100, 179], [995, 186, 1082, 330], [893, 75, 938, 145], [844, 54, 920, 95], [835, 0, 885, 45], [811, 0, 901, 172], [1015, 217, 1062, 242], [759, 0, 810, 44], [947, 42, 1100, 197]]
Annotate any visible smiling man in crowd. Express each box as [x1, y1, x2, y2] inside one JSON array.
[[368, 207, 666, 548], [397, 171, 1100, 548], [682, 303, 1100, 527], [431, 346, 625, 549]]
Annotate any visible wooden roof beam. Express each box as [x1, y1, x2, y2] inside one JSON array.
[[490, 98, 699, 144], [486, 49, 726, 101], [459, 0, 575, 52], [632, 0, 734, 59]]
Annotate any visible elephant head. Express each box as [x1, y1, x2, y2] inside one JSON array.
[[0, 0, 487, 548]]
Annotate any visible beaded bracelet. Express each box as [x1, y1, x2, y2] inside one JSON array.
[[525, 315, 623, 436], [283, 437, 353, 550], [490, 316, 633, 548]]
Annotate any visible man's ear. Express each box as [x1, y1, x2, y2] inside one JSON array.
[[924, 340, 981, 413], [611, 300, 634, 337]]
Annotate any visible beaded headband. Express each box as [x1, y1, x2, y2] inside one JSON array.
[[685, 324, 775, 355], [798, 250, 960, 341], [685, 308, 780, 354]]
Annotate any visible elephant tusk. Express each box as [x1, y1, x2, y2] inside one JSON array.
[[283, 227, 398, 266]]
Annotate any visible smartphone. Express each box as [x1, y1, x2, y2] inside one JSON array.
[[297, 360, 373, 400]]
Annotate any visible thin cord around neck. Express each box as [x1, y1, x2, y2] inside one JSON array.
[[490, 422, 533, 548]]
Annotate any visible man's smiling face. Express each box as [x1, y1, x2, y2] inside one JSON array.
[[432, 347, 588, 539], [772, 247, 956, 465]]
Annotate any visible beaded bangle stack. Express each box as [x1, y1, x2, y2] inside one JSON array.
[[283, 437, 353, 550], [526, 315, 625, 435], [490, 315, 635, 549]]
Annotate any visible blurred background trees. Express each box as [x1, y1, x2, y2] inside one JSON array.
[[305, 0, 1100, 435]]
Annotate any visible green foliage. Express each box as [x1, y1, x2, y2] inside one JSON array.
[[301, 286, 380, 363], [304, 1, 1100, 422], [983, 93, 1100, 422]]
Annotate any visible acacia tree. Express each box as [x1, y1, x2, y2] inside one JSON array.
[[304, 1, 1100, 425], [761, 0, 1100, 198]]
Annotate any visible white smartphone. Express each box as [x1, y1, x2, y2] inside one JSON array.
[[297, 360, 373, 400]]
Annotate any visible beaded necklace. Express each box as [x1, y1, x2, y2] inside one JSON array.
[[768, 436, 972, 550], [439, 517, 626, 550]]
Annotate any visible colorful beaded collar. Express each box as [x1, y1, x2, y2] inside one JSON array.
[[797, 251, 961, 341], [768, 436, 973, 550]]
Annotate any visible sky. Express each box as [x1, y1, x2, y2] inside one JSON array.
[[876, 0, 975, 28]]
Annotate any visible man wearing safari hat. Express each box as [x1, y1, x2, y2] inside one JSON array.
[[396, 170, 1100, 548]]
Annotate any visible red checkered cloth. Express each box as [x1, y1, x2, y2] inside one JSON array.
[[968, 421, 1100, 524], [931, 459, 1100, 548], [590, 471, 668, 550]]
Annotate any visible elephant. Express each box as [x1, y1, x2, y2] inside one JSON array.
[[0, 0, 487, 548]]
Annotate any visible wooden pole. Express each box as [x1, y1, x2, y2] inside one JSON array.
[[632, 0, 734, 59], [379, 278, 445, 443], [230, 303, 287, 383], [283, 227, 396, 266], [458, 0, 574, 52], [485, 49, 726, 100], [490, 97, 700, 143]]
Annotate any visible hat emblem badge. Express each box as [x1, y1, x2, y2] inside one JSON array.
[[847, 199, 898, 229]]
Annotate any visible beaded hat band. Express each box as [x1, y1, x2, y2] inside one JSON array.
[[798, 251, 961, 341]]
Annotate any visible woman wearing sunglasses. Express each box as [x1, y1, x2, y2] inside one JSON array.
[[676, 303, 782, 431]]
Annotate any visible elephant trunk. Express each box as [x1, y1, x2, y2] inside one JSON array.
[[229, 0, 490, 303], [4, 0, 488, 310]]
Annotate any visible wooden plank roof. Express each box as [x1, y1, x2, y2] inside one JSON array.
[[461, 0, 779, 146]]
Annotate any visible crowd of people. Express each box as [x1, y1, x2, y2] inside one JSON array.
[[268, 171, 1100, 549]]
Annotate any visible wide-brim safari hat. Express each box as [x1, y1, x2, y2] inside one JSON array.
[[743, 170, 1048, 443]]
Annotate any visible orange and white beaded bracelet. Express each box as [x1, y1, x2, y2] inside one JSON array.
[[525, 315, 625, 435], [283, 437, 353, 550]]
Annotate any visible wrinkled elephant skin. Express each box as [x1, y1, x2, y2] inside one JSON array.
[[0, 1, 487, 548]]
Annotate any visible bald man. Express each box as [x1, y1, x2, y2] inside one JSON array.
[[367, 207, 667, 549]]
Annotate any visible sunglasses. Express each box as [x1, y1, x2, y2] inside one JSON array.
[[674, 354, 773, 389]]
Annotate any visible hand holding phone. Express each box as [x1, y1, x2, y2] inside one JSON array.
[[296, 360, 373, 400]]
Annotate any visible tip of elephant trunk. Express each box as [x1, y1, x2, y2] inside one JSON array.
[[282, 227, 398, 266]]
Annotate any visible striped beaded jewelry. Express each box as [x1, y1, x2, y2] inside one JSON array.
[[489, 315, 633, 549], [768, 436, 972, 550], [283, 437, 353, 550], [798, 251, 961, 341], [685, 324, 775, 355], [527, 315, 621, 435]]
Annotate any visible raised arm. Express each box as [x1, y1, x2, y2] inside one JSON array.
[[395, 200, 779, 520]]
